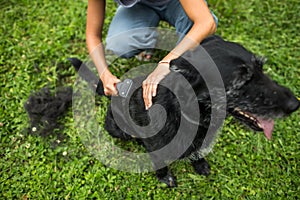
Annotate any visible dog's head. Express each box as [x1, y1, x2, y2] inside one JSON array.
[[226, 55, 299, 139], [170, 35, 299, 139]]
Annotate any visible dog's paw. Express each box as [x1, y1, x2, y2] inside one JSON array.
[[192, 158, 211, 176], [157, 173, 177, 187]]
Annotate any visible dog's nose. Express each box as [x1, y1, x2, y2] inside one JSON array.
[[285, 96, 300, 114]]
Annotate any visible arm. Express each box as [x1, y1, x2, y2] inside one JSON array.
[[86, 0, 120, 96], [164, 0, 216, 60], [143, 0, 217, 109]]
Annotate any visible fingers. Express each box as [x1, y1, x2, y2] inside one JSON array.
[[100, 70, 120, 96], [103, 83, 119, 96], [142, 64, 170, 110], [142, 80, 158, 110], [103, 80, 120, 96]]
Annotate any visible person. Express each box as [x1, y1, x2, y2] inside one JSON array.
[[86, 0, 218, 110]]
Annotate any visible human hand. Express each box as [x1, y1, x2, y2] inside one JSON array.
[[142, 62, 170, 110], [100, 69, 120, 96]]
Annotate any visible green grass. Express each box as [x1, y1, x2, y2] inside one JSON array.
[[1, 0, 299, 199]]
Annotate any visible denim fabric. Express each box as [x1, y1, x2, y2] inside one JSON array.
[[115, 0, 171, 7], [106, 0, 218, 58]]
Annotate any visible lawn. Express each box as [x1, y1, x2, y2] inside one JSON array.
[[0, 0, 299, 199]]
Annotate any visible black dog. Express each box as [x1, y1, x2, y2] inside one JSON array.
[[26, 35, 299, 187], [69, 35, 299, 187]]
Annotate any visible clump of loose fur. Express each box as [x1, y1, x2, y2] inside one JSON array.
[[24, 87, 72, 137]]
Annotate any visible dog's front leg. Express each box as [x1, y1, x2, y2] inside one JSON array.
[[149, 154, 177, 187], [155, 166, 177, 187]]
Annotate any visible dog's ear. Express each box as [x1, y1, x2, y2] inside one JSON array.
[[231, 55, 266, 90], [231, 63, 254, 89]]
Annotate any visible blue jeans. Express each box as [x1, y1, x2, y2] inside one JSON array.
[[106, 0, 218, 58]]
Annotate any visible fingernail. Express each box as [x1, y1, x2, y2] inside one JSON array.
[[145, 104, 151, 110]]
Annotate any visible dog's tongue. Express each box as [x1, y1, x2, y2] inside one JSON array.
[[257, 118, 274, 140]]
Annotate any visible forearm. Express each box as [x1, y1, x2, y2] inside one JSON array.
[[163, 21, 215, 61], [87, 39, 108, 78], [86, 0, 108, 78], [162, 0, 216, 62]]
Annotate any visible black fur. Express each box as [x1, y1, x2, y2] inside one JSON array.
[[26, 35, 299, 187], [24, 87, 72, 136], [100, 36, 299, 187]]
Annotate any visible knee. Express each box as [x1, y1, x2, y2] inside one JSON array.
[[106, 29, 157, 58], [106, 36, 138, 58]]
